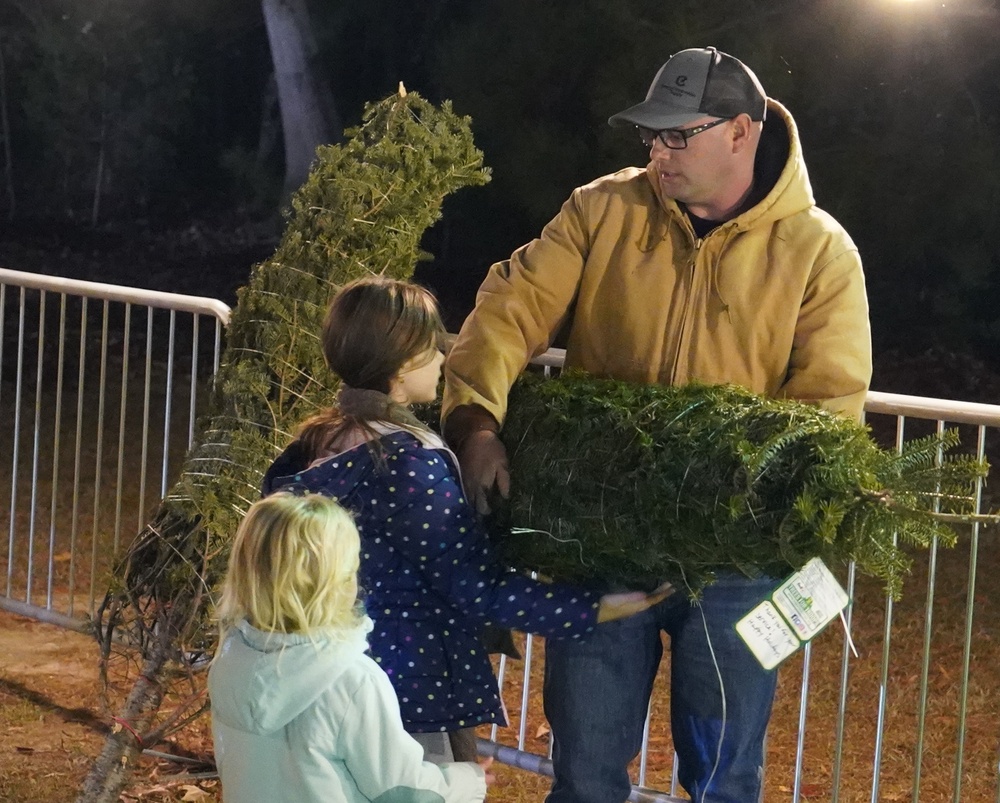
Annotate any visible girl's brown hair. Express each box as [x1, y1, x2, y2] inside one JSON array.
[[298, 277, 444, 460]]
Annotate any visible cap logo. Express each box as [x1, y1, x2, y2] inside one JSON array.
[[659, 77, 697, 100]]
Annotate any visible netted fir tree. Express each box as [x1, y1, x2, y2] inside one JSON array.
[[78, 86, 489, 803], [495, 373, 994, 599]]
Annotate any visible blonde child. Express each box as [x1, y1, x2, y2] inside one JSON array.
[[261, 277, 664, 762], [208, 492, 492, 802]]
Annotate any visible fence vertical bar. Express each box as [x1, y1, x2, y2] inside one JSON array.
[[89, 301, 110, 615], [46, 294, 68, 609], [870, 416, 906, 802], [112, 303, 131, 553], [0, 283, 6, 592], [490, 652, 509, 743], [189, 316, 199, 448], [951, 425, 986, 803], [831, 560, 858, 803], [26, 290, 46, 604], [638, 700, 653, 786], [792, 640, 813, 802], [213, 317, 223, 374], [912, 419, 946, 802], [6, 286, 26, 597], [137, 306, 154, 532], [68, 297, 88, 617], [161, 310, 177, 498], [518, 633, 534, 751]]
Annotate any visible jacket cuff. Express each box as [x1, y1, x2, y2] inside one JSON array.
[[442, 403, 500, 454]]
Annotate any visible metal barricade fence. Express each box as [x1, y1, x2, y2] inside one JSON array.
[[0, 267, 229, 630], [0, 272, 997, 802], [485, 353, 1000, 803]]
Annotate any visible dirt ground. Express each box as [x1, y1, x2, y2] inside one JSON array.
[[3, 533, 1000, 803], [0, 608, 222, 803], [0, 608, 564, 802], [0, 611, 106, 802]]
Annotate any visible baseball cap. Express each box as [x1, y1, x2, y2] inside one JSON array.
[[608, 47, 767, 130]]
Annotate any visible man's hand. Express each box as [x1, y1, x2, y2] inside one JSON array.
[[443, 403, 510, 516], [459, 430, 511, 515]]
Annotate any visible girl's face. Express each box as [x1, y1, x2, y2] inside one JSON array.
[[390, 345, 444, 406], [344, 572, 358, 605]]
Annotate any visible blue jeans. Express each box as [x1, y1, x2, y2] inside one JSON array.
[[543, 574, 778, 803]]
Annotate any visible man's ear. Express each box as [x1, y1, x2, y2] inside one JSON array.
[[730, 114, 757, 153]]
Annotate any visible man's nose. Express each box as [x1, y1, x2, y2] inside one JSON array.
[[650, 138, 672, 159]]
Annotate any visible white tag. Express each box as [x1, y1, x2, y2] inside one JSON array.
[[772, 557, 851, 641], [735, 600, 801, 670], [736, 557, 850, 669]]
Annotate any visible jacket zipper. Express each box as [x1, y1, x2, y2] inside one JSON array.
[[668, 236, 702, 385]]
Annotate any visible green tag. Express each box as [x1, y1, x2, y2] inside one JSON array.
[[736, 557, 850, 670]]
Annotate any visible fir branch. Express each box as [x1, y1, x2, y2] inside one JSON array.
[[496, 372, 996, 598], [90, 90, 489, 778]]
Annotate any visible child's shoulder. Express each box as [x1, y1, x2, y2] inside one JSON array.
[[320, 651, 395, 706], [379, 430, 455, 474], [376, 425, 446, 453]]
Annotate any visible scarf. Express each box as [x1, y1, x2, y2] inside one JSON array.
[[336, 385, 426, 432]]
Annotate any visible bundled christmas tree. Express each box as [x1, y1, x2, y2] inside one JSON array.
[[497, 372, 992, 598], [80, 87, 489, 802]]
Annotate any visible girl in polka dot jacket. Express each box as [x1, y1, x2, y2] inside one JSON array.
[[262, 277, 664, 763]]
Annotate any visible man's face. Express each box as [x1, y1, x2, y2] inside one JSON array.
[[648, 116, 736, 212]]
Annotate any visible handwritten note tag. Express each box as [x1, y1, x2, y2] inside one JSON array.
[[736, 600, 801, 670], [736, 557, 850, 670]]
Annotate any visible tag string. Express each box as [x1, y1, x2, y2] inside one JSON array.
[[838, 608, 859, 658]]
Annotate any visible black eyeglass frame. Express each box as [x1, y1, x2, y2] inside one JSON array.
[[637, 117, 731, 150]]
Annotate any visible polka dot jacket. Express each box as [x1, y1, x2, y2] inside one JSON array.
[[261, 429, 601, 733]]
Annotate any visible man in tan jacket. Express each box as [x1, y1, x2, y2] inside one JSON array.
[[443, 47, 871, 803]]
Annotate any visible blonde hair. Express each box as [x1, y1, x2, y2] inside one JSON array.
[[217, 493, 363, 636]]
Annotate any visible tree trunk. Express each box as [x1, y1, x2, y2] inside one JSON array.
[[261, 0, 341, 200], [73, 89, 488, 803], [75, 620, 172, 803]]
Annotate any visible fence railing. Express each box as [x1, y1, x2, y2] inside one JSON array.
[[482, 353, 1000, 803], [0, 267, 228, 629], [0, 271, 997, 802]]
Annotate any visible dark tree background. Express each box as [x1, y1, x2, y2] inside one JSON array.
[[1, 0, 998, 366]]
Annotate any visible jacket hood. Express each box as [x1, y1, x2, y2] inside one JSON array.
[[262, 425, 448, 500], [208, 617, 373, 735], [646, 99, 814, 232]]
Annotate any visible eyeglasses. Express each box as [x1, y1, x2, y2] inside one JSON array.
[[638, 118, 730, 150]]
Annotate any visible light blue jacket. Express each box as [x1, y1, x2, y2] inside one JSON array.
[[208, 618, 487, 802]]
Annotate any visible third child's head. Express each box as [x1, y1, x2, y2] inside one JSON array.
[[322, 277, 445, 405], [217, 493, 362, 636]]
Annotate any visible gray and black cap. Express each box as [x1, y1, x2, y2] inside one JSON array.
[[609, 47, 767, 130]]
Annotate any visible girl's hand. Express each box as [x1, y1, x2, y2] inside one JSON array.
[[478, 756, 496, 786], [597, 584, 673, 623]]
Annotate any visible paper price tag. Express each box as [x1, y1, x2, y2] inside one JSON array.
[[772, 557, 850, 641], [736, 557, 850, 670], [735, 600, 801, 670]]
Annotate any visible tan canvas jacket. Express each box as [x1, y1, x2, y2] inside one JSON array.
[[443, 101, 872, 427]]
